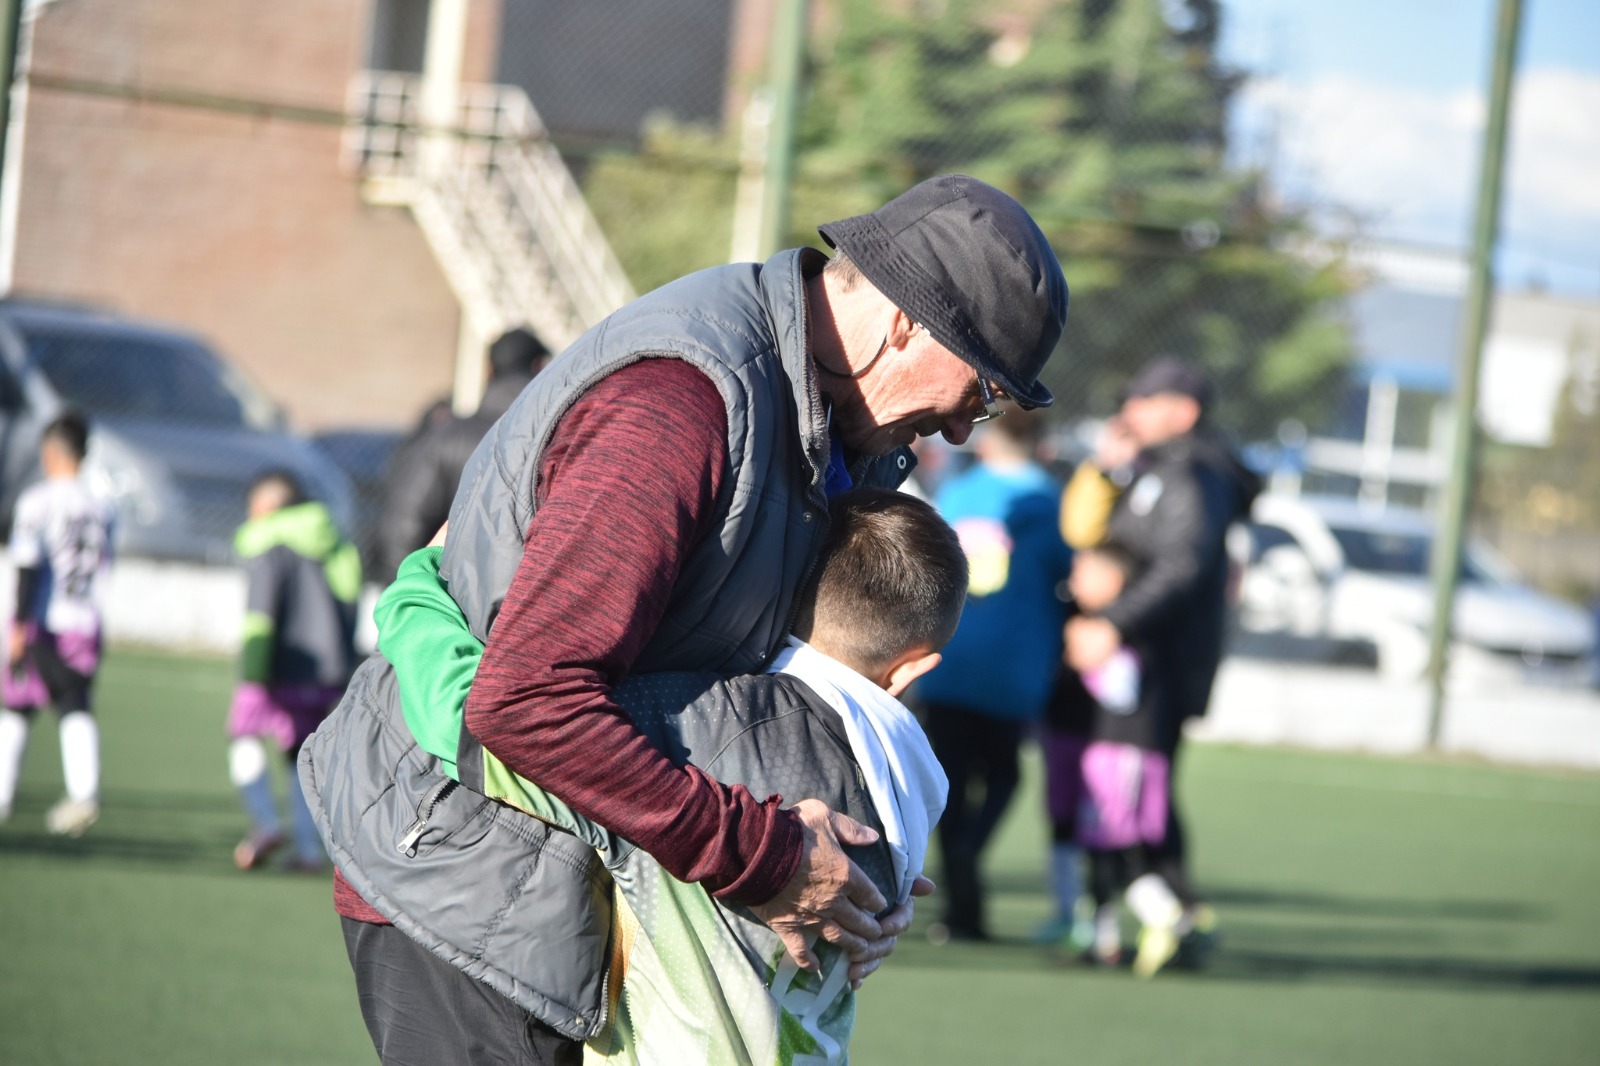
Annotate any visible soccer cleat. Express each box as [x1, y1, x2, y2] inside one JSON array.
[[1083, 903, 1123, 967], [1132, 922, 1181, 978], [1035, 899, 1099, 952], [233, 830, 287, 871], [1031, 915, 1076, 946], [1174, 903, 1221, 970], [45, 797, 99, 837]]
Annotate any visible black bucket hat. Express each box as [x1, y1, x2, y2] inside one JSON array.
[[818, 174, 1068, 409]]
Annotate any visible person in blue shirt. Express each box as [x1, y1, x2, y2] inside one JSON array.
[[916, 406, 1072, 941]]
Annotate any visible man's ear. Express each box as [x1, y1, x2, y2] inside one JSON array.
[[885, 304, 921, 352], [884, 650, 942, 698]]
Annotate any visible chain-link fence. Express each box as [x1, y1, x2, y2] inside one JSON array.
[[1, 0, 1596, 622]]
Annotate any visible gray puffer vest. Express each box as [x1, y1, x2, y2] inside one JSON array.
[[301, 248, 913, 1039], [443, 247, 913, 668], [300, 659, 894, 1040]]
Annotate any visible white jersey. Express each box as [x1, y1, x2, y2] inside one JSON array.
[[8, 476, 115, 636]]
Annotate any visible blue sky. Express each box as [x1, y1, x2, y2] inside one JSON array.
[[1219, 0, 1600, 295]]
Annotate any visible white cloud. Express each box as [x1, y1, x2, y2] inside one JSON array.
[[1235, 67, 1600, 279]]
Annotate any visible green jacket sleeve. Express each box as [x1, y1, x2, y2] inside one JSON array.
[[373, 547, 483, 779], [373, 548, 618, 856]]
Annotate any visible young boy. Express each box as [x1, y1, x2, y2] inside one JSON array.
[[227, 470, 361, 870], [0, 411, 114, 835], [1068, 541, 1185, 978], [372, 486, 966, 1065]]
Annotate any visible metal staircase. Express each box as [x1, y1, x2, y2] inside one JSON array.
[[341, 72, 634, 354]]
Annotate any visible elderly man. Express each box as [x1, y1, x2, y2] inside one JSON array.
[[303, 174, 1068, 1065]]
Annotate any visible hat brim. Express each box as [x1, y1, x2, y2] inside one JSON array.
[[819, 216, 1054, 409]]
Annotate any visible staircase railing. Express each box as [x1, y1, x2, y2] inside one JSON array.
[[340, 71, 634, 352]]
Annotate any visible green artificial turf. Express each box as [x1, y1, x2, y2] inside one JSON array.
[[2, 650, 1598, 1065]]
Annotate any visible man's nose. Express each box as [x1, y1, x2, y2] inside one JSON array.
[[939, 418, 973, 446]]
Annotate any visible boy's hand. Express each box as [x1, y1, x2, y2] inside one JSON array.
[[847, 875, 935, 988], [1066, 616, 1120, 671], [750, 798, 887, 973]]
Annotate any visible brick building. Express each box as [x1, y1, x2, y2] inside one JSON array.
[[7, 0, 505, 430]]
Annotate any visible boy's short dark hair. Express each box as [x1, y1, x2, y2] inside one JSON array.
[[42, 409, 90, 461], [249, 468, 306, 509], [793, 487, 968, 675]]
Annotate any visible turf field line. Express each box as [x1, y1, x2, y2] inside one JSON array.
[[99, 660, 232, 693], [1213, 765, 1600, 806]]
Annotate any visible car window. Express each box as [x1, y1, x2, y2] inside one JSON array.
[[1328, 527, 1429, 575], [23, 328, 249, 426], [1328, 525, 1487, 583], [1246, 522, 1299, 563], [0, 354, 21, 411]]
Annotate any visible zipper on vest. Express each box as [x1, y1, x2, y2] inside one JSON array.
[[397, 778, 459, 857], [587, 955, 613, 1037]]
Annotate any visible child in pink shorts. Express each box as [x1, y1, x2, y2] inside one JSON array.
[[1069, 543, 1184, 977], [226, 470, 360, 871]]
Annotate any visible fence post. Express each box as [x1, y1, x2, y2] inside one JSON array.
[[1425, 0, 1525, 747], [756, 0, 808, 260]]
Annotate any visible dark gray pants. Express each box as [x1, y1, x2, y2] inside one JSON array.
[[341, 918, 582, 1066]]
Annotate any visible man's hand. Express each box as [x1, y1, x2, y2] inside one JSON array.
[[1066, 616, 1121, 672], [749, 798, 888, 974]]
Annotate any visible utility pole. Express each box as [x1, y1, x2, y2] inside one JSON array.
[[756, 0, 807, 259], [0, 0, 26, 294], [1424, 0, 1525, 746], [0, 0, 21, 177]]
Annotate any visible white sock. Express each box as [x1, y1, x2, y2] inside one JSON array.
[[283, 756, 323, 863], [1094, 902, 1121, 954], [229, 737, 280, 834], [1049, 843, 1084, 922], [58, 712, 99, 804], [1125, 872, 1183, 931], [0, 709, 30, 812]]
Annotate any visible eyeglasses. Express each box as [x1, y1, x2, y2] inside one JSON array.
[[910, 322, 1005, 425], [971, 376, 1004, 424]]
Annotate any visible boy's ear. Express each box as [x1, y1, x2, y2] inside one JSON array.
[[884, 650, 942, 698]]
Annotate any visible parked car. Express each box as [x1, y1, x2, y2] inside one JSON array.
[[1237, 494, 1596, 681], [0, 299, 355, 564]]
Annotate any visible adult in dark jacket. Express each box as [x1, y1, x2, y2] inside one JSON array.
[[1066, 358, 1260, 943], [311, 175, 1071, 1064], [376, 327, 548, 582]]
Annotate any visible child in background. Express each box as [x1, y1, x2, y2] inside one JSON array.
[[227, 470, 360, 871], [0, 411, 114, 835], [1069, 541, 1185, 978], [365, 487, 965, 1065], [1035, 415, 1141, 948]]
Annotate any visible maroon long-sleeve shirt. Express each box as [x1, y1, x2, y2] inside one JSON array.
[[335, 359, 804, 923]]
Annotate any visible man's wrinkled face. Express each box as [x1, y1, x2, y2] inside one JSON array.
[[1120, 392, 1201, 448], [831, 332, 998, 456]]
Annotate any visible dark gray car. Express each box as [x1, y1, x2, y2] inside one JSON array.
[[0, 299, 354, 564]]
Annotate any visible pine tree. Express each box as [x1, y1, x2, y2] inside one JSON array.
[[793, 0, 1350, 437]]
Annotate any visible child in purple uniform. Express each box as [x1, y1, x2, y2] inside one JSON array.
[[1070, 542, 1185, 978], [0, 411, 114, 836]]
